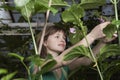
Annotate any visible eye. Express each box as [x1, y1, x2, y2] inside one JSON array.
[[63, 36, 66, 40], [55, 36, 59, 38]]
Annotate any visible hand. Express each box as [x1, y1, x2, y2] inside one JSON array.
[[100, 33, 117, 43], [89, 22, 110, 40]]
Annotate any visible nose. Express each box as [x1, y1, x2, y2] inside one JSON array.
[[60, 37, 66, 43]]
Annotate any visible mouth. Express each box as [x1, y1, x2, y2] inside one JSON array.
[[58, 44, 65, 47]]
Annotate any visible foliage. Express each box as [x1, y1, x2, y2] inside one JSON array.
[[0, 68, 17, 80], [14, 0, 68, 20], [1, 0, 120, 80]]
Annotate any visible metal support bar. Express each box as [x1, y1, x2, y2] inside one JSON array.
[[0, 22, 54, 28], [0, 22, 54, 35]]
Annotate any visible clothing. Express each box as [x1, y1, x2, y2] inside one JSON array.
[[42, 66, 69, 80], [30, 62, 69, 80]]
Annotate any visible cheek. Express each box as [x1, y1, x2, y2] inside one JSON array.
[[44, 39, 54, 47]]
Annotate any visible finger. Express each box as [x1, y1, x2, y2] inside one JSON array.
[[96, 21, 110, 29], [113, 33, 117, 37], [100, 21, 110, 29]]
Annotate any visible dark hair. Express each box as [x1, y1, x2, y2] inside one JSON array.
[[36, 25, 66, 58]]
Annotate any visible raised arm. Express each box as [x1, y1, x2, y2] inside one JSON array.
[[68, 40, 107, 70], [53, 22, 111, 69], [68, 34, 117, 70]]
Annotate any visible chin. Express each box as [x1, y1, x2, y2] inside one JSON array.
[[57, 49, 64, 52]]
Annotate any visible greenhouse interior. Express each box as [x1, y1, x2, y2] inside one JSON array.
[[0, 0, 120, 80]]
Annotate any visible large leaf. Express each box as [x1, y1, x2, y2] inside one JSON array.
[[8, 53, 24, 61], [68, 26, 87, 45], [37, 59, 57, 74], [29, 55, 57, 75], [1, 72, 17, 80], [80, 0, 106, 9], [20, 0, 35, 20], [101, 60, 120, 80], [103, 24, 117, 38], [14, 0, 30, 7], [28, 55, 45, 66], [14, 0, 68, 20], [69, 30, 84, 45], [0, 69, 8, 74], [64, 45, 92, 61], [62, 4, 85, 23], [97, 44, 120, 62], [34, 0, 58, 14], [34, 0, 68, 14]]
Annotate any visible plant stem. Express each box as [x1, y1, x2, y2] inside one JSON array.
[[38, 0, 52, 55], [25, 6, 38, 55], [82, 28, 103, 80], [22, 61, 31, 80], [70, 9, 103, 80], [113, 0, 120, 45], [24, 5, 39, 80]]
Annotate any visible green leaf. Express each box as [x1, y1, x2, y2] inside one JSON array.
[[1, 72, 17, 80], [8, 53, 24, 61], [0, 69, 8, 74], [46, 54, 53, 60], [34, 1, 48, 13], [69, 27, 87, 45], [80, 0, 106, 9], [62, 4, 85, 23], [97, 44, 120, 62], [52, 0, 69, 6], [112, 20, 120, 26], [14, 0, 30, 7], [102, 60, 120, 80], [21, 0, 35, 20], [34, 0, 58, 14], [69, 30, 83, 44], [64, 45, 91, 61], [28, 55, 45, 66], [38, 59, 57, 74], [103, 24, 117, 38]]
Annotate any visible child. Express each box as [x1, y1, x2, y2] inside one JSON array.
[[34, 22, 116, 80]]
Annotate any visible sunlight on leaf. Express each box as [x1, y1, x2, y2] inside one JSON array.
[[80, 0, 106, 9], [0, 69, 8, 74], [28, 55, 45, 66], [62, 4, 85, 23], [97, 44, 120, 62], [8, 53, 24, 61], [21, 0, 35, 20], [64, 45, 92, 61], [14, 0, 30, 7], [1, 72, 17, 80]]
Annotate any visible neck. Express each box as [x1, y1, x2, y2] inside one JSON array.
[[47, 50, 59, 58], [49, 52, 58, 58]]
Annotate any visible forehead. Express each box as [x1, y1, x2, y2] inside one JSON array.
[[52, 31, 65, 36]]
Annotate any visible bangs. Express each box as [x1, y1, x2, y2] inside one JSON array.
[[50, 29, 66, 36], [44, 25, 66, 40]]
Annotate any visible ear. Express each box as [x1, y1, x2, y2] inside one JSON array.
[[43, 41, 47, 47]]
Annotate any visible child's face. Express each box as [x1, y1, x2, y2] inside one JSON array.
[[44, 31, 66, 54]]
